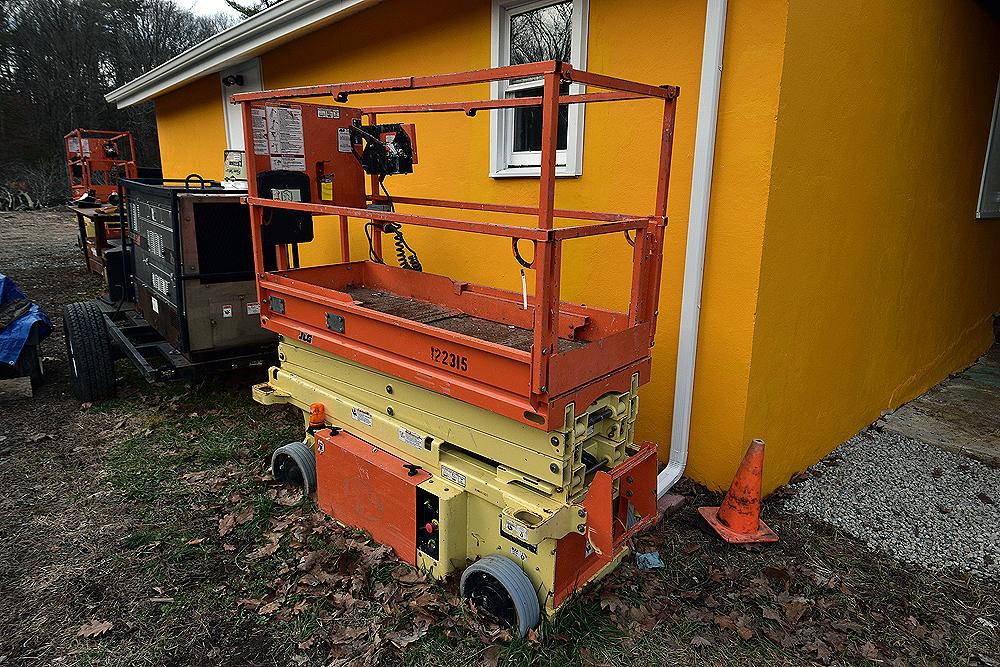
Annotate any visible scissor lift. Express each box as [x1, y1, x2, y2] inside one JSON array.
[[238, 61, 678, 633], [64, 129, 137, 203]]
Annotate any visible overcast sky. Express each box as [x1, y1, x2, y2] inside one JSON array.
[[180, 0, 242, 17]]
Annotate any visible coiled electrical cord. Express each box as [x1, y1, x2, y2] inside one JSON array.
[[385, 223, 422, 272], [362, 176, 422, 271]]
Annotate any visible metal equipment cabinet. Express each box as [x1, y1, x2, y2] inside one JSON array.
[[124, 179, 275, 355], [62, 178, 276, 402], [239, 62, 678, 634]]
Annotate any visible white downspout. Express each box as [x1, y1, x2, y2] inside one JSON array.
[[657, 0, 728, 497]]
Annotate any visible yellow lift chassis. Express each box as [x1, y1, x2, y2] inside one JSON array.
[[254, 336, 658, 633]]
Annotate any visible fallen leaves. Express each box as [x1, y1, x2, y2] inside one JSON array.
[[209, 491, 481, 666], [76, 620, 112, 638], [780, 597, 811, 626], [247, 535, 280, 560], [859, 640, 880, 659], [88, 419, 992, 667], [218, 506, 254, 536]]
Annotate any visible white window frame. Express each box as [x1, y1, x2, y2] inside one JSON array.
[[490, 0, 589, 178], [978, 75, 1000, 220], [221, 58, 263, 151]]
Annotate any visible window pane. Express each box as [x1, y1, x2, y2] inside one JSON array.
[[512, 83, 570, 153], [509, 1, 573, 65]]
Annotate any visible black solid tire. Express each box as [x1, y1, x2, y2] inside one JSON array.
[[62, 301, 115, 402], [461, 555, 540, 637], [271, 441, 317, 495]]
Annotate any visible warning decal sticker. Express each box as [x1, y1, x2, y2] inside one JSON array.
[[251, 108, 268, 155], [351, 407, 373, 427], [503, 518, 529, 541], [338, 127, 353, 153], [269, 188, 302, 202], [440, 466, 466, 487], [398, 428, 424, 450]]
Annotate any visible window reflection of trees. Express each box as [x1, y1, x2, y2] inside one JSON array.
[[509, 2, 573, 65]]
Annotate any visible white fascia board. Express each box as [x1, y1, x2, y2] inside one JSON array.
[[105, 0, 383, 108]]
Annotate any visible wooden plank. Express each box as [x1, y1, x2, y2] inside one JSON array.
[[0, 377, 32, 401]]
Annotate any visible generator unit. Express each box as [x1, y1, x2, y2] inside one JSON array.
[[122, 179, 276, 355], [62, 178, 277, 403], [237, 62, 679, 634]]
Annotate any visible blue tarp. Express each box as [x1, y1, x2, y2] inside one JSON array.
[[0, 273, 52, 366]]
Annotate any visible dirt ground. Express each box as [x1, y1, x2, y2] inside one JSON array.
[[1, 208, 998, 667]]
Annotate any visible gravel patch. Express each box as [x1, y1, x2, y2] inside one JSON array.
[[784, 429, 1000, 580]]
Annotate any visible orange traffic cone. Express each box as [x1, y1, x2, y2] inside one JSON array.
[[697, 439, 778, 544]]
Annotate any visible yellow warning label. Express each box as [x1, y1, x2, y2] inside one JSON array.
[[321, 179, 333, 201]]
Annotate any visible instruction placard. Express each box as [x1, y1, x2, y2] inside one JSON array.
[[223, 150, 246, 181], [269, 155, 306, 172], [251, 108, 268, 155], [265, 106, 304, 155]]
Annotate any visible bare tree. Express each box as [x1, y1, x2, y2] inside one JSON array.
[[225, 0, 280, 19], [0, 0, 234, 204]]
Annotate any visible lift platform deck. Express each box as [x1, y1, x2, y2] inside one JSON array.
[[236, 60, 678, 432]]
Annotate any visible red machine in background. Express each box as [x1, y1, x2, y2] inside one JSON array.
[[64, 129, 137, 204], [64, 129, 138, 274]]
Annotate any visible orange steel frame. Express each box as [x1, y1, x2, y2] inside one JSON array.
[[235, 61, 678, 430], [64, 129, 137, 202]]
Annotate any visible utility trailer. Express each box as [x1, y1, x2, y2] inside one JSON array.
[[237, 61, 678, 634], [62, 178, 277, 402]]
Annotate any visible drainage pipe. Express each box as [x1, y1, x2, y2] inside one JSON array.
[[657, 0, 728, 497]]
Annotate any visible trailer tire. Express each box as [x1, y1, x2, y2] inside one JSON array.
[[271, 441, 316, 495], [62, 301, 115, 402], [461, 555, 540, 637]]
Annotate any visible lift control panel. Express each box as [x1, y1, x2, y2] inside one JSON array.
[[245, 100, 367, 209]]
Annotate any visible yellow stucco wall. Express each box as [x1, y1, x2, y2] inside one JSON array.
[[154, 74, 228, 180], [743, 0, 1000, 492], [153, 0, 1000, 493], [151, 0, 792, 488]]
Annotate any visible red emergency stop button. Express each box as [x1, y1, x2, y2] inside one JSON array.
[[424, 522, 435, 534]]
